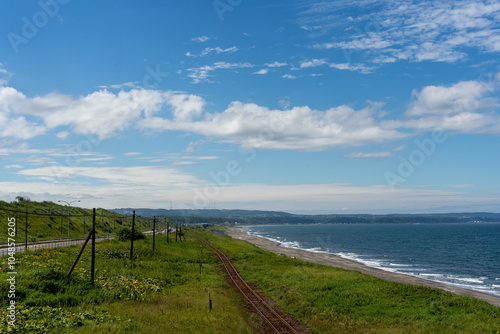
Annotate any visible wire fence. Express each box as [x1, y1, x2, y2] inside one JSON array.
[[1, 203, 180, 284], [0, 236, 114, 257]]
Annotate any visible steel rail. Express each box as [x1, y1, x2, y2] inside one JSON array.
[[192, 232, 299, 334]]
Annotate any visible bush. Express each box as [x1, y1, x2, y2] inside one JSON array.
[[116, 227, 145, 241]]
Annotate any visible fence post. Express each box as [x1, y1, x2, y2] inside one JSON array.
[[91, 208, 96, 285], [15, 202, 18, 237], [25, 209, 28, 251], [67, 228, 94, 278], [130, 210, 135, 260], [153, 216, 156, 252], [167, 220, 169, 243]]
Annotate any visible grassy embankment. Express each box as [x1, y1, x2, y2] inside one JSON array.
[[0, 200, 150, 242], [0, 227, 499, 333]]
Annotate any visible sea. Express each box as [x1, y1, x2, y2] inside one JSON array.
[[241, 222, 500, 297]]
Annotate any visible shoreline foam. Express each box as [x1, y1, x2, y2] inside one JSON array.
[[227, 227, 500, 308]]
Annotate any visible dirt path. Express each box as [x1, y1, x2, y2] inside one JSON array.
[[227, 227, 500, 308]]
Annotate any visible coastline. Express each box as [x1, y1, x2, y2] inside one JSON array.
[[227, 227, 500, 308]]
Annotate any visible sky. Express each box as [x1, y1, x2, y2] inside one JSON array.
[[1, 0, 500, 214]]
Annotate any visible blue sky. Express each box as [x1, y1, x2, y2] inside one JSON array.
[[1, 0, 500, 213]]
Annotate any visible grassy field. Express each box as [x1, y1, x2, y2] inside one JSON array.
[[0, 227, 499, 333], [0, 232, 253, 333]]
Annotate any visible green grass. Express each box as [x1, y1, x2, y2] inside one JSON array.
[[0, 233, 254, 333], [198, 228, 500, 334]]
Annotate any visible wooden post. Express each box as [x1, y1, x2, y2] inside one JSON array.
[[24, 209, 28, 251], [67, 229, 93, 278], [167, 220, 169, 243], [153, 216, 156, 252], [208, 290, 212, 312], [15, 202, 18, 237], [91, 208, 96, 285], [130, 211, 135, 260]]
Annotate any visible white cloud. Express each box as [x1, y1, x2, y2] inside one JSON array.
[[139, 101, 406, 150], [123, 152, 142, 156], [253, 69, 269, 75], [56, 131, 69, 140], [393, 75, 500, 135], [98, 82, 139, 90], [329, 63, 374, 74], [281, 74, 298, 79], [0, 86, 46, 139], [18, 165, 199, 187], [187, 62, 255, 83], [166, 93, 206, 121], [186, 46, 238, 58], [0, 85, 210, 140], [1, 71, 499, 152], [343, 151, 394, 159], [296, 58, 374, 74], [302, 0, 500, 64], [319, 33, 393, 50], [12, 89, 166, 139], [265, 61, 288, 67], [192, 36, 210, 43], [406, 80, 498, 116], [300, 58, 328, 68], [0, 64, 12, 86]]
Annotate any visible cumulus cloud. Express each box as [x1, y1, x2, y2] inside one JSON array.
[[0, 86, 207, 140], [12, 89, 166, 139], [396, 75, 500, 134], [1, 72, 499, 151], [0, 86, 46, 139], [139, 101, 406, 150], [406, 80, 499, 116]]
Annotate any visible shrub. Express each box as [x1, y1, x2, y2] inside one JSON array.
[[116, 227, 145, 241]]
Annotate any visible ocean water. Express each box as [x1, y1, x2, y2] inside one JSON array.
[[242, 223, 500, 297]]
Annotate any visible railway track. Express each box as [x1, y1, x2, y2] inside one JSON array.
[[192, 232, 301, 334]]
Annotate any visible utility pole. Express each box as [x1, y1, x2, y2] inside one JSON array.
[[58, 199, 80, 239]]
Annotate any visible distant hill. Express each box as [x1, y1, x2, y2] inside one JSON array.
[[111, 208, 500, 225], [111, 208, 293, 218]]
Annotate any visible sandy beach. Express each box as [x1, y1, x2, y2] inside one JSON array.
[[227, 227, 500, 308]]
